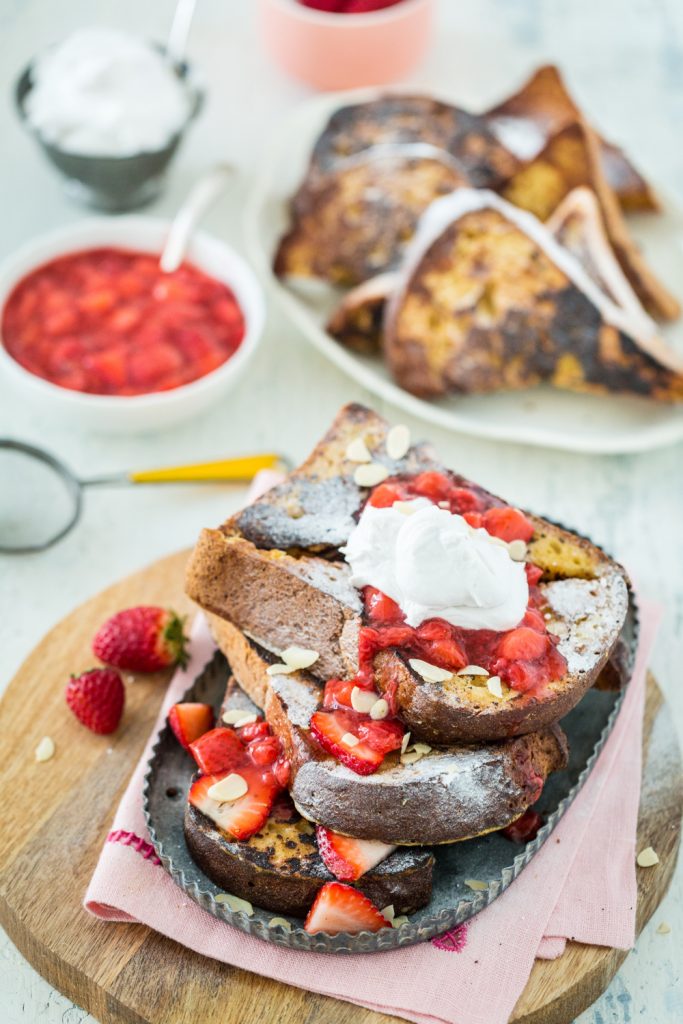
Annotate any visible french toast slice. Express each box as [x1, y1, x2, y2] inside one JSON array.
[[186, 404, 631, 744], [274, 153, 468, 286], [308, 94, 518, 186], [500, 121, 679, 321], [205, 619, 568, 846], [485, 64, 660, 214], [326, 185, 655, 356], [274, 95, 518, 286], [184, 677, 434, 915], [326, 272, 397, 355], [383, 191, 683, 400]]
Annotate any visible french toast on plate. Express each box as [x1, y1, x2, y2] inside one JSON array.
[[179, 404, 634, 933]]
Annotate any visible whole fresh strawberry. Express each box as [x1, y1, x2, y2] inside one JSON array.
[[65, 668, 125, 734], [93, 606, 189, 672]]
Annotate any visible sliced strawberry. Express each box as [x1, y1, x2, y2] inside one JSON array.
[[525, 563, 544, 587], [304, 881, 389, 935], [189, 727, 245, 775], [310, 710, 384, 775], [448, 486, 481, 513], [364, 586, 404, 624], [237, 720, 270, 742], [367, 482, 404, 508], [356, 716, 404, 755], [272, 756, 291, 788], [463, 511, 483, 529], [168, 702, 214, 751], [522, 607, 546, 632], [323, 676, 357, 709], [248, 735, 281, 766], [416, 619, 467, 671], [483, 507, 535, 543], [188, 771, 278, 841], [497, 627, 549, 662], [410, 471, 452, 503], [501, 808, 543, 843], [316, 826, 396, 881]]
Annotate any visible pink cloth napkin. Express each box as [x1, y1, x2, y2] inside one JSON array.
[[85, 473, 659, 1024]]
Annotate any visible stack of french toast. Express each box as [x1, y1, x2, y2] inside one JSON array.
[[179, 404, 631, 934], [274, 66, 683, 403]]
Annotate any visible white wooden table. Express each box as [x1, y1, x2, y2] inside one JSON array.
[[0, 1, 681, 1021]]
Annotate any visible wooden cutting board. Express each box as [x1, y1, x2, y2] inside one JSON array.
[[0, 550, 680, 1024]]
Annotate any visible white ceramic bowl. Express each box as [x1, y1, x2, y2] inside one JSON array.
[[0, 218, 265, 433]]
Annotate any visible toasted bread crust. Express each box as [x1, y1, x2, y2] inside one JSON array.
[[206, 617, 569, 845]]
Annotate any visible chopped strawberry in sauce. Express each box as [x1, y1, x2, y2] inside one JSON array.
[[2, 248, 245, 396], [501, 808, 543, 843], [185, 712, 290, 840], [314, 470, 566, 775]]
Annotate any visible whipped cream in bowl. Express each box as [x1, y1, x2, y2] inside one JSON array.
[[343, 499, 528, 631], [16, 28, 203, 210]]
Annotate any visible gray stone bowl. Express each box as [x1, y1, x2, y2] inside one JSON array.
[[15, 48, 203, 212]]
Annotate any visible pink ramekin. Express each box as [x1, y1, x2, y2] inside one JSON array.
[[257, 0, 435, 91]]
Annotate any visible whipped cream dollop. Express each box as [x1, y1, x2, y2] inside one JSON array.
[[25, 28, 192, 156], [343, 499, 528, 631]]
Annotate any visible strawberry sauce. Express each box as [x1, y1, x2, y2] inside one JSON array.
[[360, 472, 567, 695], [2, 248, 245, 395]]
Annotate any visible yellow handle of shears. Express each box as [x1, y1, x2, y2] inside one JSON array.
[[128, 454, 283, 484]]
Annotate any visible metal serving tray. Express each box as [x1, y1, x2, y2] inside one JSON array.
[[143, 593, 637, 954]]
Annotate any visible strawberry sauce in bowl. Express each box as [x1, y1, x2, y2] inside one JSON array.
[[0, 218, 264, 432], [3, 248, 246, 397]]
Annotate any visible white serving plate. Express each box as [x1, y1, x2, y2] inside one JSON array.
[[244, 88, 683, 455]]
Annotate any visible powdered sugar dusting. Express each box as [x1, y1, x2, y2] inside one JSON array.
[[543, 571, 629, 675]]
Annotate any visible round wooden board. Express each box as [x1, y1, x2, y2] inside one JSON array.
[[0, 550, 680, 1024]]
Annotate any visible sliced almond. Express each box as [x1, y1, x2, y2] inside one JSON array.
[[412, 742, 432, 755], [487, 676, 503, 698], [380, 904, 395, 922], [400, 750, 423, 765], [656, 921, 671, 935], [637, 846, 660, 867], [508, 539, 527, 561], [351, 686, 378, 714], [281, 646, 319, 670], [457, 665, 489, 677], [386, 424, 411, 460], [369, 698, 389, 720], [408, 658, 453, 683], [354, 462, 389, 488], [341, 732, 360, 747], [215, 893, 254, 916], [464, 879, 488, 892], [392, 915, 409, 928], [35, 736, 55, 762], [233, 713, 258, 728], [223, 708, 258, 725], [268, 916, 293, 931], [394, 500, 419, 515], [401, 731, 412, 754], [207, 773, 248, 803], [345, 436, 372, 463], [266, 662, 296, 676]]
